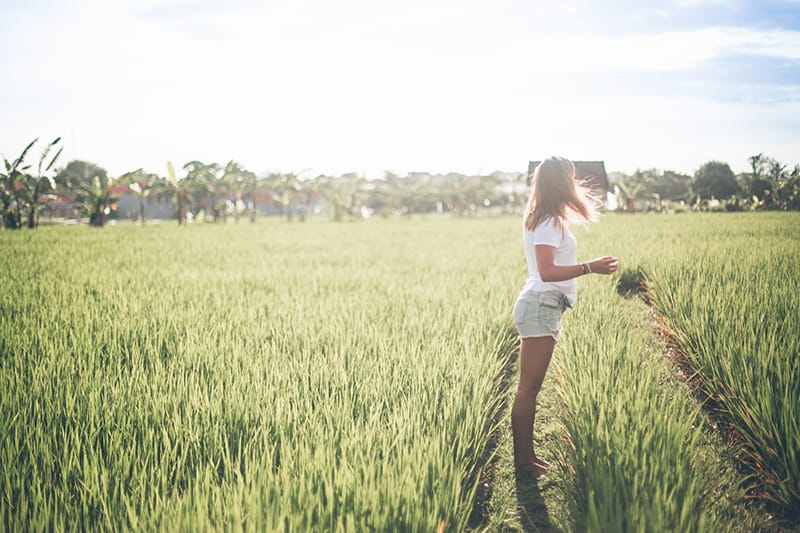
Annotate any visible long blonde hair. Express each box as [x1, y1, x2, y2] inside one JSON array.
[[525, 156, 599, 232]]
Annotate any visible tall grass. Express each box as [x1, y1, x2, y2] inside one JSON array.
[[544, 217, 754, 532], [2, 213, 796, 530], [483, 213, 776, 532], [555, 288, 712, 531], [0, 219, 519, 530], [643, 213, 800, 511]]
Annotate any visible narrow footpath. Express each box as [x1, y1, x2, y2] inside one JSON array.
[[471, 285, 776, 532]]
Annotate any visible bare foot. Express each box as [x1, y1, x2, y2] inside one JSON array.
[[515, 461, 548, 477], [533, 457, 551, 470]]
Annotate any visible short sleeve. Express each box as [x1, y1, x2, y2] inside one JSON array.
[[532, 217, 562, 248]]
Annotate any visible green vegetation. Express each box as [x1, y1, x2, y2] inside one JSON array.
[[484, 213, 795, 532], [612, 154, 800, 213], [3, 136, 799, 230], [561, 213, 800, 527], [1, 213, 798, 530], [645, 213, 800, 510], [0, 219, 518, 530], [0, 137, 62, 229]]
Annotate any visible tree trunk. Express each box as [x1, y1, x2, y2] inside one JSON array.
[[90, 210, 105, 226], [178, 196, 186, 224], [3, 211, 18, 229], [28, 184, 40, 229], [15, 202, 23, 229], [303, 193, 312, 221], [139, 198, 146, 225]]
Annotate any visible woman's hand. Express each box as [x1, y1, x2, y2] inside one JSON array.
[[588, 256, 619, 275]]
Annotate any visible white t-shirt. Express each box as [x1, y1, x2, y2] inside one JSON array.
[[521, 215, 578, 305]]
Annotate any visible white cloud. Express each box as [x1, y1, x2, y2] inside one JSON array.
[[672, 0, 732, 7], [1, 1, 798, 177], [511, 27, 800, 73]]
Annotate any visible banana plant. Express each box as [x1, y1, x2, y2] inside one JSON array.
[[125, 171, 160, 224], [183, 161, 220, 222], [152, 161, 198, 224], [220, 161, 257, 223], [23, 138, 63, 228], [1, 139, 38, 229], [75, 169, 140, 226], [279, 172, 299, 221], [615, 180, 644, 213], [313, 174, 351, 221]]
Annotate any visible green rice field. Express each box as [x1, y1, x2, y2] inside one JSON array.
[[1, 212, 798, 531]]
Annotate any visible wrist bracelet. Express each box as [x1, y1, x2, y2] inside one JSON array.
[[581, 262, 588, 275], [586, 262, 592, 274]]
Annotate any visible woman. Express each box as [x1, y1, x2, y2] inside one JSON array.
[[511, 156, 619, 476]]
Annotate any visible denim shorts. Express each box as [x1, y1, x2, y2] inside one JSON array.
[[512, 289, 572, 342]]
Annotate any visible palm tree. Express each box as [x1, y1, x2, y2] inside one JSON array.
[[768, 160, 787, 208]]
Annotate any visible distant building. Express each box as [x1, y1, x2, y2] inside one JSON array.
[[527, 160, 610, 192], [45, 195, 78, 219], [114, 186, 174, 220]]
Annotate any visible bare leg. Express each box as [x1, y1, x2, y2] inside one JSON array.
[[511, 335, 556, 474]]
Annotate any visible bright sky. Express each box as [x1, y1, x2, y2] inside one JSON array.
[[1, 0, 799, 178]]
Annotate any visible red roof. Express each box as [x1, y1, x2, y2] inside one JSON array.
[[47, 194, 75, 206]]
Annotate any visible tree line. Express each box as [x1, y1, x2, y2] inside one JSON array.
[[1, 138, 528, 228], [613, 156, 800, 212], [2, 138, 798, 229]]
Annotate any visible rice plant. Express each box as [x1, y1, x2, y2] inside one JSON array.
[[0, 219, 519, 531], [1, 212, 796, 530], [643, 213, 800, 512]]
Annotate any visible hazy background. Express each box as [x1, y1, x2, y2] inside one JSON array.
[[1, 0, 798, 178]]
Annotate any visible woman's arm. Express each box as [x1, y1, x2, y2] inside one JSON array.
[[535, 245, 619, 282]]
